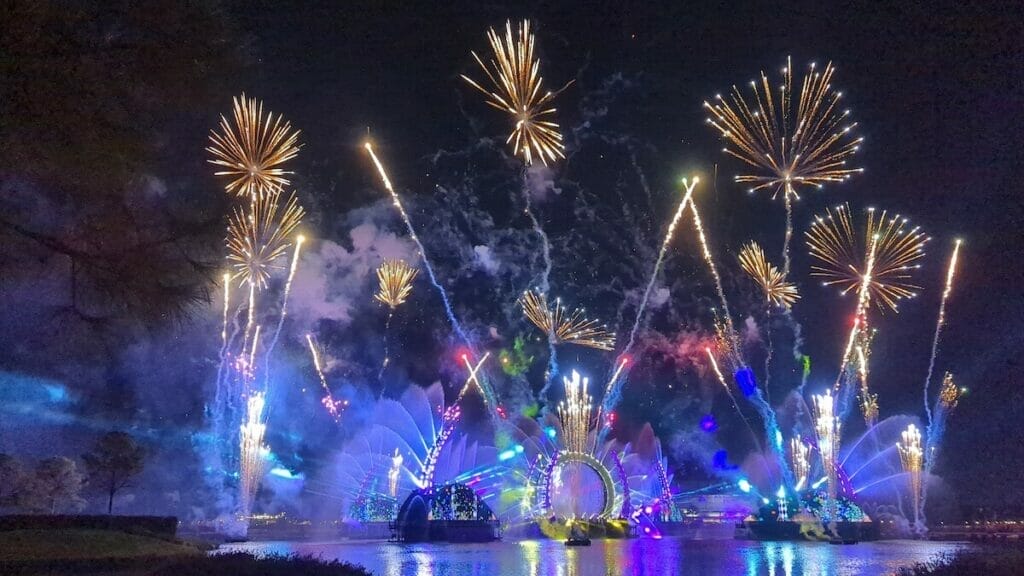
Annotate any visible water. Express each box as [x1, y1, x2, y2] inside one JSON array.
[[221, 538, 965, 575]]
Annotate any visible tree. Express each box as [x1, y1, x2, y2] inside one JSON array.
[[82, 432, 145, 514], [22, 457, 85, 514], [0, 454, 26, 509]]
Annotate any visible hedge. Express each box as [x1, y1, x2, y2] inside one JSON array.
[[0, 515, 178, 538]]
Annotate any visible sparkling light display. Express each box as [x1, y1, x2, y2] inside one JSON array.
[[208, 93, 301, 199], [806, 204, 930, 313], [239, 392, 268, 518], [520, 290, 616, 351], [738, 241, 799, 308], [812, 391, 841, 522], [789, 435, 811, 490], [462, 20, 570, 165], [558, 370, 595, 455], [898, 423, 923, 527]]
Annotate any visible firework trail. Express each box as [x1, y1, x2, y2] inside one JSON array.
[[364, 143, 472, 345], [623, 177, 700, 354], [921, 373, 963, 527], [305, 334, 348, 421], [262, 235, 305, 386], [595, 357, 629, 443], [833, 234, 879, 395], [687, 189, 743, 363], [924, 240, 962, 425]]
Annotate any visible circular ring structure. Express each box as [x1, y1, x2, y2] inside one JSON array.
[[542, 451, 617, 519]]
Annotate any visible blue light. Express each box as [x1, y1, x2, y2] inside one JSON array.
[[514, 444, 524, 454], [498, 449, 517, 461], [734, 368, 758, 397], [774, 430, 784, 450], [776, 486, 786, 499], [700, 414, 718, 433], [738, 479, 752, 493], [812, 476, 827, 489], [545, 427, 557, 439]]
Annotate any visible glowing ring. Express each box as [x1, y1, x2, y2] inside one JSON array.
[[543, 451, 617, 519]]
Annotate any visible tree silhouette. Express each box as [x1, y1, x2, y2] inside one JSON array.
[[82, 432, 145, 514]]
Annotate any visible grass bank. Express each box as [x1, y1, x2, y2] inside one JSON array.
[[0, 529, 369, 575]]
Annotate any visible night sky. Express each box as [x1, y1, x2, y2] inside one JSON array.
[[1, 1, 1021, 519]]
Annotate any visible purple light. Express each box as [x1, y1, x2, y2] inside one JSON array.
[[700, 413, 718, 432]]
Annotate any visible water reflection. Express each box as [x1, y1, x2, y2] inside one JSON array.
[[221, 538, 963, 576]]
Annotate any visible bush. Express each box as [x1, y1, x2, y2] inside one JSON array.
[[897, 543, 1024, 576], [0, 515, 178, 538]]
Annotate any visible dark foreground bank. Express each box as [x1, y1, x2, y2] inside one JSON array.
[[0, 529, 369, 575], [897, 542, 1024, 576]]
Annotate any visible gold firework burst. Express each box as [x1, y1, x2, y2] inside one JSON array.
[[806, 204, 930, 313], [374, 259, 418, 309], [520, 290, 615, 351], [462, 19, 571, 166], [737, 242, 799, 308], [704, 57, 863, 200], [938, 372, 962, 411], [208, 93, 301, 199], [226, 190, 305, 290]]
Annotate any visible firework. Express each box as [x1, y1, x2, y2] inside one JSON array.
[[938, 372, 962, 411], [789, 435, 811, 490], [924, 240, 962, 422], [226, 190, 306, 291], [239, 392, 268, 517], [812, 391, 841, 522], [208, 93, 301, 199], [806, 204, 930, 313], [705, 58, 862, 275], [374, 259, 418, 309], [455, 352, 492, 407], [558, 370, 594, 454], [897, 423, 923, 526], [462, 20, 570, 165], [520, 290, 616, 351], [305, 334, 347, 421], [738, 241, 800, 308], [364, 143, 475, 349], [704, 58, 863, 199]]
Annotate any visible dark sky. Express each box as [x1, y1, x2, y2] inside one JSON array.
[[223, 0, 1022, 511], [1, 1, 1021, 518]]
